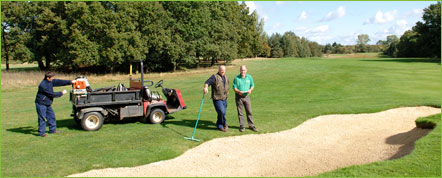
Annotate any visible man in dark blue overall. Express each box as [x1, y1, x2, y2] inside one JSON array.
[[35, 71, 74, 137], [204, 65, 230, 132]]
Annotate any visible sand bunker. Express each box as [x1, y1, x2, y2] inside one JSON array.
[[68, 106, 440, 177]]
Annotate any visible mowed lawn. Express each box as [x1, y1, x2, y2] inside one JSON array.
[[1, 56, 440, 177]]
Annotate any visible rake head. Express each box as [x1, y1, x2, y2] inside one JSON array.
[[184, 136, 200, 142]]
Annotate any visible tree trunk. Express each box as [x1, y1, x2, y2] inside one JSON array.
[[45, 54, 51, 70], [37, 59, 46, 71], [5, 53, 10, 72], [211, 58, 215, 66], [1, 25, 10, 72]]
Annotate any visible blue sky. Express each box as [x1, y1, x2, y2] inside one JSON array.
[[245, 1, 438, 45]]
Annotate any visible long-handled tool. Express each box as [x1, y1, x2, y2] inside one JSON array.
[[184, 93, 205, 142]]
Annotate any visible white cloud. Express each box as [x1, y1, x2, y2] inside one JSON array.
[[396, 19, 407, 27], [321, 6, 346, 22], [245, 1, 256, 14], [275, 1, 288, 6], [294, 26, 308, 31], [389, 20, 409, 34], [311, 25, 329, 33], [407, 8, 423, 18], [293, 25, 331, 44], [272, 23, 283, 30], [413, 9, 423, 15], [294, 25, 329, 34], [364, 10, 397, 24], [298, 11, 308, 21], [371, 19, 410, 43], [262, 15, 269, 22]]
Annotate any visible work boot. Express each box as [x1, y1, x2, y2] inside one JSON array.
[[218, 127, 225, 132], [239, 127, 245, 132], [40, 134, 47, 137], [249, 126, 258, 132], [49, 131, 60, 134], [224, 125, 228, 132]]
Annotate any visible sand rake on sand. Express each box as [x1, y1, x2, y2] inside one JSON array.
[[184, 93, 205, 142]]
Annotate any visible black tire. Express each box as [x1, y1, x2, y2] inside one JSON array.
[[81, 112, 104, 131], [149, 108, 165, 124]]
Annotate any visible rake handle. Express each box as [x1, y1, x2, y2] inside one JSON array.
[[190, 93, 205, 138]]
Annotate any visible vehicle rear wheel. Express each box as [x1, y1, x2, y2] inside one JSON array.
[[81, 112, 104, 131], [149, 108, 165, 124]]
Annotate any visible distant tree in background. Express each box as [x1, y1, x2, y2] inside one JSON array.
[[383, 2, 440, 58], [268, 33, 283, 58], [357, 34, 370, 53], [384, 35, 400, 57]]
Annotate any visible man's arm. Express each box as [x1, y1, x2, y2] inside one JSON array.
[[52, 79, 74, 87], [203, 75, 215, 94], [248, 75, 254, 94], [248, 87, 254, 94], [233, 78, 243, 95], [39, 84, 63, 98]]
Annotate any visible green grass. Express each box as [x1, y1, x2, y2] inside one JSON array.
[[1, 56, 440, 177], [1, 63, 39, 72], [319, 114, 441, 177]]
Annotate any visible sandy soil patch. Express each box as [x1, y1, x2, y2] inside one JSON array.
[[68, 106, 440, 177]]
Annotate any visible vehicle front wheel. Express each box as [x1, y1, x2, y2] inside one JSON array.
[[149, 108, 165, 124], [81, 112, 104, 131]]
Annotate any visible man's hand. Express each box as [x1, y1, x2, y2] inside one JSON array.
[[62, 90, 67, 95], [203, 84, 209, 94], [71, 80, 76, 84]]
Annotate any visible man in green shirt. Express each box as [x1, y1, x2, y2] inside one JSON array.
[[233, 65, 258, 132]]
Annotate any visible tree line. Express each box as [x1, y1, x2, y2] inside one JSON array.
[[1, 1, 266, 72], [377, 2, 440, 58], [1, 1, 322, 73], [2, 2, 439, 73], [262, 32, 322, 58]]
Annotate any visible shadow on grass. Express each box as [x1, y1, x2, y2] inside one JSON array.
[[56, 119, 83, 130], [7, 119, 83, 136], [386, 127, 432, 160], [361, 58, 441, 64], [161, 119, 241, 131], [6, 126, 40, 136]]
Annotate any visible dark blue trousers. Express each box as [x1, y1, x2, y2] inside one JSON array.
[[35, 102, 57, 136], [212, 99, 227, 129]]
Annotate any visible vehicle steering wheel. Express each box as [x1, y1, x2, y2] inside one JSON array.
[[155, 80, 164, 88]]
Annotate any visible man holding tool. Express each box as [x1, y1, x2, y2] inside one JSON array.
[[203, 65, 229, 132]]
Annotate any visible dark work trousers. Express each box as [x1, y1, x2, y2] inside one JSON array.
[[35, 102, 57, 136], [235, 94, 254, 128], [212, 99, 227, 129]]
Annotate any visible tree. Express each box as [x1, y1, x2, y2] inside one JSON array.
[[268, 33, 283, 58], [357, 34, 370, 52], [383, 35, 399, 57], [413, 2, 441, 57], [323, 43, 333, 54], [397, 30, 420, 57], [308, 41, 322, 57], [1, 2, 33, 71]]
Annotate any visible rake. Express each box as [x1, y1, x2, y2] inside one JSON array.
[[184, 93, 205, 142]]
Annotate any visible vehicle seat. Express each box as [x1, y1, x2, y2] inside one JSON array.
[[142, 86, 161, 101]]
